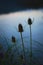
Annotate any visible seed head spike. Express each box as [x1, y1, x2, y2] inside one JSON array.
[[28, 18, 32, 25], [12, 36, 16, 43], [18, 24, 23, 32]]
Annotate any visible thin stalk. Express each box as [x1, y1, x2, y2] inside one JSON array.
[[20, 32, 26, 64], [15, 42, 19, 56], [29, 25, 32, 65]]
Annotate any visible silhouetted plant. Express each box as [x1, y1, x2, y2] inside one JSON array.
[[18, 23, 26, 64], [12, 36, 16, 43], [18, 24, 24, 32], [28, 18, 32, 25], [12, 36, 19, 56], [19, 54, 25, 65], [0, 38, 13, 65], [28, 18, 33, 65]]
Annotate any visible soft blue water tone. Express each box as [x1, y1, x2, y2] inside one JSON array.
[[0, 9, 43, 64]]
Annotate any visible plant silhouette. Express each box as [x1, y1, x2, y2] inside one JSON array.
[[18, 23, 27, 65], [28, 18, 33, 65]]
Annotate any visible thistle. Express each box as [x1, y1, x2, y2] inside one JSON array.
[[28, 18, 33, 65], [18, 23, 26, 64], [18, 24, 24, 32], [12, 36, 16, 43], [12, 36, 19, 56], [28, 18, 32, 25]]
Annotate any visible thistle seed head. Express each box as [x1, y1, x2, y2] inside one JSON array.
[[12, 36, 16, 43], [28, 18, 32, 25], [18, 24, 23, 32]]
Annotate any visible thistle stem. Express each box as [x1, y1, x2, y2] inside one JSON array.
[[20, 32, 26, 64], [29, 25, 32, 65]]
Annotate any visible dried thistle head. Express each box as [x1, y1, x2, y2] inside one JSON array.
[[28, 18, 32, 25], [12, 36, 16, 43], [18, 24, 23, 32]]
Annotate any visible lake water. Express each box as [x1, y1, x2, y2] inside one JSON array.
[[0, 9, 43, 65]]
